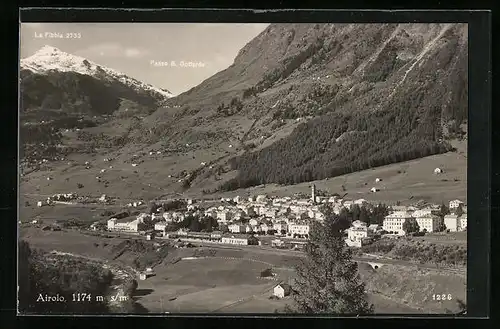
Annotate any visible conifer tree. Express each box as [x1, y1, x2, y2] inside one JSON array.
[[286, 209, 374, 314]]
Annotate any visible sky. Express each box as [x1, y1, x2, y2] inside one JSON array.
[[20, 23, 269, 95]]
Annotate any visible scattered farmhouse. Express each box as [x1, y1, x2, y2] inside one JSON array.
[[273, 283, 292, 299], [434, 167, 443, 174]]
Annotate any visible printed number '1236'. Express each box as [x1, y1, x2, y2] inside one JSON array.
[[432, 294, 452, 301]]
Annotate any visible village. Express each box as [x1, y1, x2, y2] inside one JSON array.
[[33, 178, 467, 251]]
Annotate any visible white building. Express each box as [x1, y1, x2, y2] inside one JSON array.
[[162, 212, 174, 223], [368, 224, 382, 232], [289, 223, 310, 237], [273, 284, 292, 298], [415, 214, 442, 232], [107, 218, 139, 232], [343, 201, 353, 210], [346, 221, 373, 247], [354, 199, 368, 206], [412, 208, 440, 218], [260, 223, 271, 233], [221, 236, 248, 245], [459, 214, 467, 231], [434, 167, 443, 174], [449, 199, 464, 210], [249, 218, 260, 227], [154, 222, 167, 231], [383, 211, 414, 235], [328, 196, 339, 203], [273, 222, 288, 234], [370, 187, 380, 193], [444, 214, 459, 232], [137, 213, 151, 223], [217, 210, 233, 222], [256, 194, 268, 202]]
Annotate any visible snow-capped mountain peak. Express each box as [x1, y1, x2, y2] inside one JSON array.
[[21, 45, 174, 99]]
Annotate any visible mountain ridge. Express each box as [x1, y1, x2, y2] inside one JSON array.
[[21, 45, 173, 99], [19, 24, 468, 196]]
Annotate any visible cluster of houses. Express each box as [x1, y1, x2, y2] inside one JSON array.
[[383, 199, 467, 235], [37, 193, 78, 207], [102, 184, 467, 248], [344, 199, 466, 247]]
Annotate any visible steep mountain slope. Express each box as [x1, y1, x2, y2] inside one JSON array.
[[138, 23, 467, 191], [19, 24, 467, 197]]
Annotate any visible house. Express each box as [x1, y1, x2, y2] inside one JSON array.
[[415, 214, 442, 232], [444, 214, 459, 232], [273, 283, 292, 298], [256, 194, 268, 202], [137, 213, 151, 223], [375, 178, 382, 182], [314, 211, 326, 222], [221, 236, 248, 245], [434, 167, 443, 174], [217, 210, 233, 222], [328, 196, 339, 203], [370, 187, 380, 193], [154, 222, 167, 231], [228, 223, 245, 233], [382, 211, 414, 235], [412, 208, 440, 218], [459, 214, 467, 231], [146, 233, 153, 240], [273, 222, 288, 234], [449, 199, 464, 210], [346, 221, 373, 247], [249, 218, 260, 227], [354, 199, 368, 206], [107, 217, 139, 232], [37, 201, 44, 207], [289, 223, 310, 237], [352, 220, 367, 227], [343, 201, 354, 210], [391, 205, 409, 212], [368, 224, 382, 232]]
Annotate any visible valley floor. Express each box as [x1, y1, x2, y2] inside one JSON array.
[[19, 225, 466, 315]]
